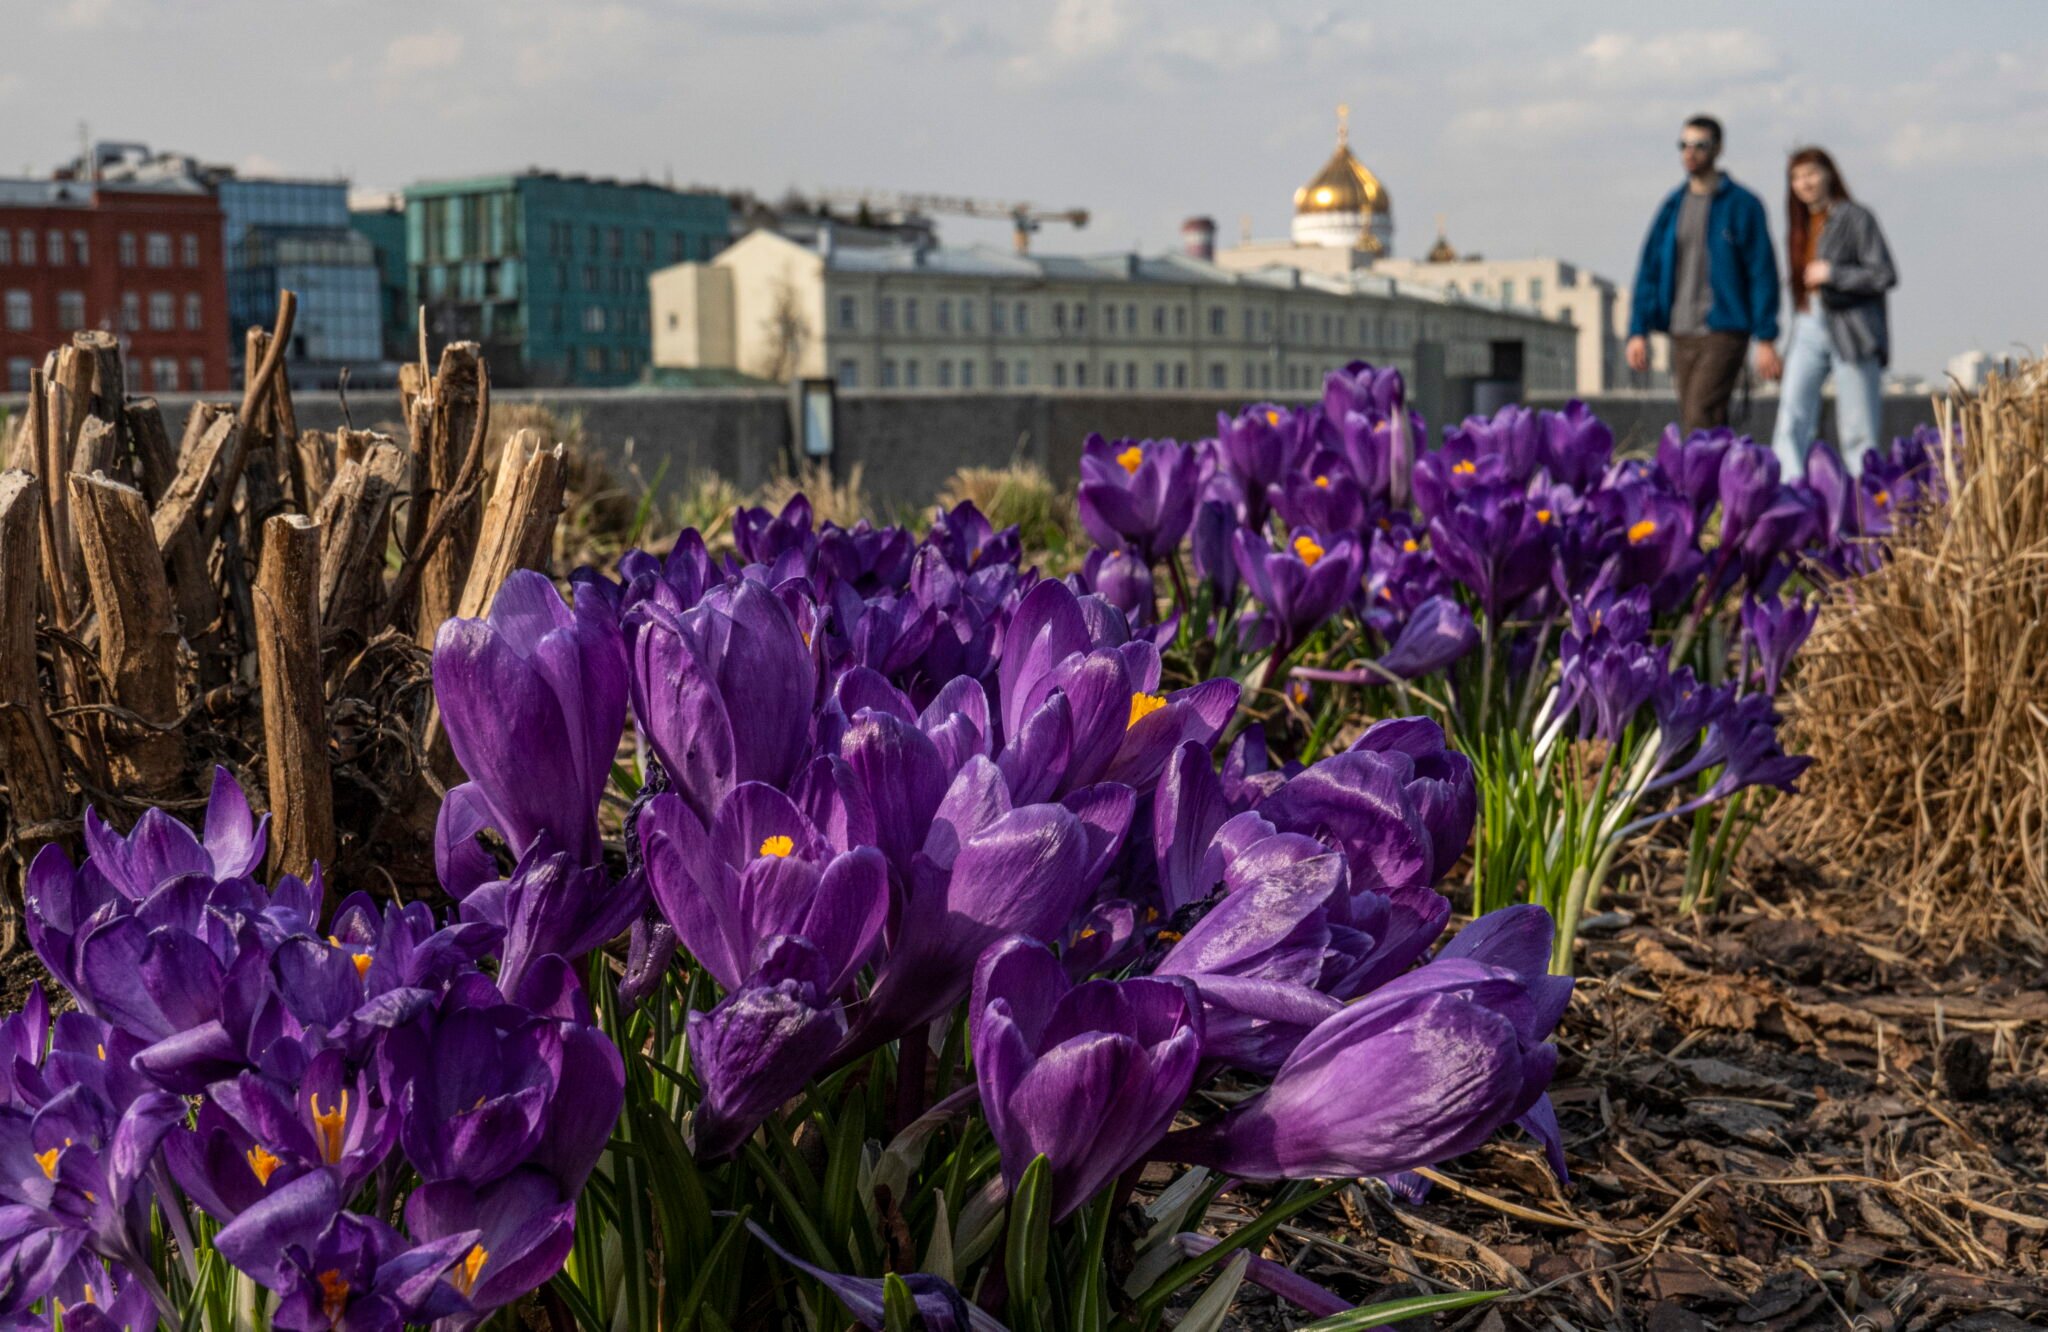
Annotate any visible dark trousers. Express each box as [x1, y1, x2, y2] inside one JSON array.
[[1670, 331, 1750, 434]]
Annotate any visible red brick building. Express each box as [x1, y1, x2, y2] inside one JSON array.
[[0, 177, 229, 395]]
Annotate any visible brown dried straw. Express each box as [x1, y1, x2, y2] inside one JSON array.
[[1784, 355, 2048, 950]]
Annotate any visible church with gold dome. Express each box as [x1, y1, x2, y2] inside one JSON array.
[[1289, 106, 1393, 255]]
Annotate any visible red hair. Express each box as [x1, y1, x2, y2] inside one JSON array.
[[1787, 147, 1851, 310]]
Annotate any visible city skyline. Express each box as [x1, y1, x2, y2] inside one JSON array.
[[3, 0, 2043, 380]]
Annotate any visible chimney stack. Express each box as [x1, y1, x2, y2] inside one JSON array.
[[1181, 216, 1217, 262]]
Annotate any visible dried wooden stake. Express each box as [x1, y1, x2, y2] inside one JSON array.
[[125, 399, 177, 509], [314, 435, 407, 639], [0, 472, 67, 839], [153, 406, 238, 553], [198, 290, 297, 554], [457, 429, 566, 621], [71, 472, 183, 792], [254, 513, 333, 880], [406, 343, 487, 645]]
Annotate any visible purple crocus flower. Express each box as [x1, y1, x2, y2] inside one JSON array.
[[688, 938, 847, 1158], [733, 493, 816, 566], [1077, 547, 1156, 628], [1077, 435, 1200, 563], [638, 786, 888, 998], [1741, 593, 1819, 695], [817, 519, 917, 596], [214, 1171, 480, 1332], [1715, 441, 1782, 554], [1539, 401, 1614, 492], [434, 570, 628, 866], [1425, 488, 1549, 621], [1190, 494, 1242, 603], [76, 765, 267, 899], [971, 938, 1202, 1220], [1350, 717, 1478, 882], [405, 1167, 578, 1326], [1589, 482, 1697, 594], [925, 501, 1021, 574], [1271, 452, 1367, 536], [1372, 596, 1479, 680], [1560, 639, 1666, 743], [630, 579, 818, 824], [1231, 527, 1363, 652], [1214, 406, 1310, 528], [1257, 749, 1437, 894], [21, 1253, 159, 1331], [1654, 425, 1736, 521], [172, 1050, 395, 1220], [1163, 944, 1567, 1180]]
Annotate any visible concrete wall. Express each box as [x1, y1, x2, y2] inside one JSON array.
[[1525, 390, 1936, 457], [6, 384, 1937, 514]]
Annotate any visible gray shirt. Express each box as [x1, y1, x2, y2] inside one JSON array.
[[1669, 188, 1714, 336]]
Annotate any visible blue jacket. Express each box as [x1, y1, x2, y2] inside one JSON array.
[[1629, 174, 1780, 342]]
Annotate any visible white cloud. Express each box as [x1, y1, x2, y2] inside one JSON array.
[[382, 27, 464, 80], [1577, 28, 1777, 87], [50, 0, 114, 30]]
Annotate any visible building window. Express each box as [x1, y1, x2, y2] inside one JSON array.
[[1243, 309, 1254, 339], [148, 293, 173, 330], [6, 358, 32, 391], [118, 233, 136, 266], [150, 357, 179, 392], [57, 291, 85, 331], [878, 297, 896, 331], [838, 295, 857, 330], [1175, 362, 1188, 388], [1015, 302, 1028, 332], [1103, 304, 1115, 334], [1074, 304, 1086, 333], [992, 360, 1007, 387], [1208, 306, 1224, 336], [72, 231, 86, 264], [3, 290, 30, 330], [1152, 363, 1164, 388], [904, 360, 919, 387], [937, 299, 952, 332], [937, 359, 953, 388], [1015, 361, 1029, 387], [1053, 303, 1066, 334], [1124, 303, 1136, 333], [1243, 362, 1254, 389], [0, 232, 9, 263], [1501, 280, 1516, 306], [1261, 363, 1272, 389], [184, 293, 203, 330], [961, 299, 976, 332], [121, 292, 139, 330], [582, 347, 604, 374], [1126, 360, 1137, 388], [1102, 364, 1115, 389], [182, 234, 200, 267], [583, 306, 606, 332], [1053, 363, 1066, 388], [1529, 277, 1545, 304], [45, 232, 64, 265], [145, 233, 171, 267], [880, 359, 898, 388], [639, 230, 654, 262], [1207, 363, 1225, 389], [960, 359, 974, 388], [838, 359, 858, 386], [1074, 363, 1088, 388], [187, 357, 205, 390], [991, 301, 1007, 334], [1261, 309, 1273, 337], [1152, 305, 1165, 335], [17, 231, 35, 264], [1175, 306, 1187, 335], [904, 298, 919, 332]]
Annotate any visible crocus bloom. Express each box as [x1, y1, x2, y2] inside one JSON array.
[[688, 939, 847, 1158], [1539, 400, 1615, 492], [1425, 488, 1549, 621], [1163, 945, 1566, 1180], [925, 501, 1021, 574], [638, 786, 888, 998], [458, 842, 647, 997], [78, 765, 267, 899], [1077, 435, 1200, 562], [405, 1167, 579, 1324], [1371, 596, 1478, 680], [1654, 425, 1736, 521], [1230, 527, 1364, 652], [971, 939, 1202, 1220], [1741, 593, 1818, 695], [214, 1171, 479, 1332], [733, 493, 816, 566], [630, 579, 818, 824], [1271, 451, 1366, 536], [1214, 406, 1309, 528], [434, 570, 628, 866]]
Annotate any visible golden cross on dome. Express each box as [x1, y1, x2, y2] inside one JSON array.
[[1337, 103, 1350, 145]]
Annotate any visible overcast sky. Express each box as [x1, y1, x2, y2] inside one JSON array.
[[3, 0, 2043, 378]]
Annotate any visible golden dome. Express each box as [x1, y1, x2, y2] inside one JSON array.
[[1292, 105, 1390, 219]]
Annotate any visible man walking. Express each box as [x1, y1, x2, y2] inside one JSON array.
[[1626, 116, 1781, 433]]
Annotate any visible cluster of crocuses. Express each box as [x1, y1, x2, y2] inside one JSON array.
[[1075, 365, 1946, 948], [5, 766, 622, 1330], [426, 496, 1567, 1323]]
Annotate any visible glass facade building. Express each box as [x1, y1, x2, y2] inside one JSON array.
[[405, 172, 729, 387], [217, 177, 384, 374], [349, 206, 411, 362]]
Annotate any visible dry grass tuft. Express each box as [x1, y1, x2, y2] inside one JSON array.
[[755, 459, 872, 530], [1784, 355, 2048, 950], [939, 460, 1077, 562]]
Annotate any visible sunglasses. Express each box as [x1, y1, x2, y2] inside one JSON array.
[[1678, 139, 1716, 152]]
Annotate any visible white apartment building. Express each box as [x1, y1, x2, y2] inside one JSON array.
[[649, 229, 1577, 400]]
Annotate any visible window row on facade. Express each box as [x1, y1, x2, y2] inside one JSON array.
[[834, 291, 1414, 347], [0, 229, 202, 268], [7, 354, 206, 393], [4, 289, 205, 333], [838, 355, 1383, 393]]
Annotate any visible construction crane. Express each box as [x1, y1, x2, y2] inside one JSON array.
[[815, 189, 1089, 253]]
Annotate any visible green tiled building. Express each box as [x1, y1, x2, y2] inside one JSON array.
[[405, 171, 728, 387]]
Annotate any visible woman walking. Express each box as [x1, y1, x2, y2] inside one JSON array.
[[1769, 147, 1898, 480]]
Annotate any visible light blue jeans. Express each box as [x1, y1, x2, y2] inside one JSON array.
[[1772, 309, 1883, 480]]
